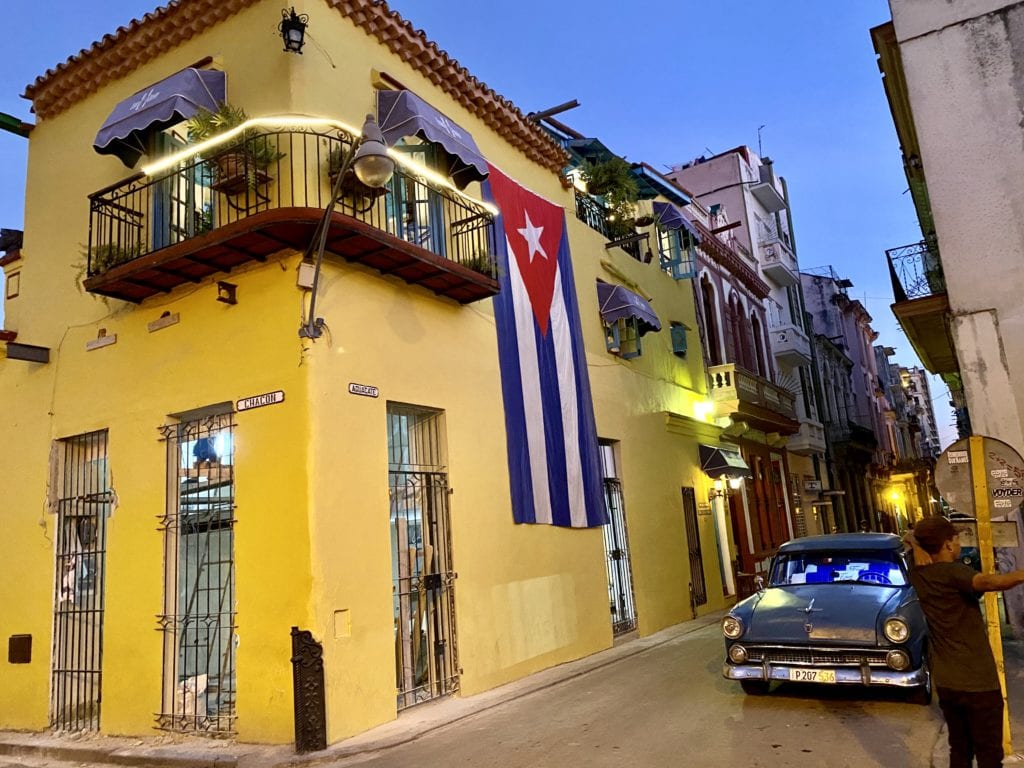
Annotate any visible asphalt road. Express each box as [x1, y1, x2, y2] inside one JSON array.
[[334, 622, 941, 768]]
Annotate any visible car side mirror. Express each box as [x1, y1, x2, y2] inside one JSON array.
[[755, 575, 765, 592]]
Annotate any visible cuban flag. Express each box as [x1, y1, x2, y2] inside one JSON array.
[[484, 164, 607, 528]]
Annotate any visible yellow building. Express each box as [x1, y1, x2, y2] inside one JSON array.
[[0, 0, 732, 747]]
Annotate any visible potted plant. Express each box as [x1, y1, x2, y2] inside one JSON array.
[[186, 103, 284, 193], [580, 157, 640, 239]]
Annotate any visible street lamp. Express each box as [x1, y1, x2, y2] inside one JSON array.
[[279, 8, 309, 54], [300, 115, 395, 339]]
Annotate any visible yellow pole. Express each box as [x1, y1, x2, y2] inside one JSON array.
[[969, 435, 1012, 756]]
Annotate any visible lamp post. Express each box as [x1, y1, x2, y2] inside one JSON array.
[[279, 8, 309, 54], [300, 115, 394, 339]]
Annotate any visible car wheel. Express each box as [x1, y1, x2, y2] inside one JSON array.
[[740, 679, 771, 696], [909, 664, 932, 706]]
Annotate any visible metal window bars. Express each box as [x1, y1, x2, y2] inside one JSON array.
[[50, 430, 110, 732], [387, 403, 459, 710], [157, 413, 237, 734]]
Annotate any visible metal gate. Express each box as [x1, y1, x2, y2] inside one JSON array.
[[603, 478, 637, 634], [157, 412, 237, 734], [51, 430, 110, 732], [387, 404, 458, 710], [681, 487, 707, 613], [600, 442, 636, 635]]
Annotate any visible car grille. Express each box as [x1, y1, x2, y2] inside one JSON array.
[[744, 646, 889, 666]]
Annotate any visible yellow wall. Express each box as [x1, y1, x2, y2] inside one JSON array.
[[1, 0, 723, 746]]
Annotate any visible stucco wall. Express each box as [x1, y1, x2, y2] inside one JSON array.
[[892, 0, 1024, 455]]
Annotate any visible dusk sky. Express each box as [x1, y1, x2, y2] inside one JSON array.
[[0, 0, 957, 445]]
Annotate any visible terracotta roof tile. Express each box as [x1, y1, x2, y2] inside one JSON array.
[[23, 0, 568, 174]]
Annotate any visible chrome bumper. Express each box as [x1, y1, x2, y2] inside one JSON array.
[[723, 661, 927, 688]]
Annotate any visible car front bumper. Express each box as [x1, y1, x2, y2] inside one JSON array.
[[723, 661, 927, 688]]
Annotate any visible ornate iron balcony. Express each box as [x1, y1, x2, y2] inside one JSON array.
[[85, 126, 498, 304], [886, 238, 946, 301]]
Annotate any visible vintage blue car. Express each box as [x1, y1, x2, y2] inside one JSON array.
[[721, 533, 931, 703]]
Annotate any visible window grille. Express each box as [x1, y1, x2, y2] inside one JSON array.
[[157, 413, 236, 734], [681, 487, 707, 611], [50, 430, 110, 732], [600, 442, 636, 635], [388, 403, 459, 710]]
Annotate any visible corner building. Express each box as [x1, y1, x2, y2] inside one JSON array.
[[0, 0, 729, 747]]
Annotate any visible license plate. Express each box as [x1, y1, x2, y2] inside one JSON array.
[[789, 669, 836, 683]]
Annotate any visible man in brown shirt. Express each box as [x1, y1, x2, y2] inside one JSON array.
[[909, 515, 1024, 768]]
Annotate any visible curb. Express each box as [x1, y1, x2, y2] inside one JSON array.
[[0, 739, 238, 767]]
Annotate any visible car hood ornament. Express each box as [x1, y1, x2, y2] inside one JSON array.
[[801, 598, 823, 615]]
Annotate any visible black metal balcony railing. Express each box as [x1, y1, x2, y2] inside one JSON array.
[[573, 189, 641, 261], [827, 420, 878, 449], [87, 126, 497, 302], [886, 238, 945, 302]]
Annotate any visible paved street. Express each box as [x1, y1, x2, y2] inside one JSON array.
[[0, 619, 950, 768], [336, 622, 939, 768]]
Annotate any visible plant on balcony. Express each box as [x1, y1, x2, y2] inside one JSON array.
[[580, 157, 639, 240], [186, 103, 284, 192], [73, 241, 143, 293]]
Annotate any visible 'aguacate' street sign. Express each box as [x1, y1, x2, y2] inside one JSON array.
[[934, 435, 1024, 755]]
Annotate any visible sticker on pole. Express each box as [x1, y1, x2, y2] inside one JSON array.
[[947, 450, 969, 465]]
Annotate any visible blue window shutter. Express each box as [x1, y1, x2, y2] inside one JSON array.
[[671, 324, 688, 357]]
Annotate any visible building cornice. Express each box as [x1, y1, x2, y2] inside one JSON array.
[[22, 0, 569, 174]]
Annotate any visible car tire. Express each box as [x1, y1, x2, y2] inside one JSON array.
[[740, 679, 771, 696], [909, 665, 932, 706]]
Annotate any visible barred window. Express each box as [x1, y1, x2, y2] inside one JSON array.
[[158, 411, 236, 734]]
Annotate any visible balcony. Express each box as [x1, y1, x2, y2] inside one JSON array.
[[769, 321, 812, 367], [707, 363, 799, 433], [84, 128, 498, 304], [828, 420, 878, 452], [749, 180, 787, 214], [757, 226, 798, 286], [886, 239, 957, 374], [787, 418, 827, 456], [573, 189, 642, 260]]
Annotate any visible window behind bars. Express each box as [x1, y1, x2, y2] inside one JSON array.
[[157, 412, 236, 734]]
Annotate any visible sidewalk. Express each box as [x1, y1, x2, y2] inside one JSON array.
[[0, 613, 723, 768]]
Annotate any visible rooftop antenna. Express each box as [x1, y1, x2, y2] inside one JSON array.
[[757, 124, 766, 157]]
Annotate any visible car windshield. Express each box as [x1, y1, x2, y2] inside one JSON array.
[[769, 550, 908, 587]]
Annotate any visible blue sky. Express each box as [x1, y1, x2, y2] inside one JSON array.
[[0, 0, 958, 445]]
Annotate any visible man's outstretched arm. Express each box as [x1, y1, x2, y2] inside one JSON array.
[[973, 569, 1024, 592]]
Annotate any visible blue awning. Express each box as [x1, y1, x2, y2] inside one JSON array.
[[377, 90, 488, 190], [93, 68, 226, 168], [653, 202, 702, 244], [596, 282, 661, 336]]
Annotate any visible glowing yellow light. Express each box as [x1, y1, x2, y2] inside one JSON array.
[[139, 114, 497, 214], [889, 489, 901, 502], [693, 400, 715, 422]]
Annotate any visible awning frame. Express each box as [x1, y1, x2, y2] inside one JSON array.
[[93, 67, 226, 168], [376, 89, 488, 190], [699, 444, 752, 480]]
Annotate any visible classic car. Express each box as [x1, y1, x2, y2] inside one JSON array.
[[721, 533, 931, 703]]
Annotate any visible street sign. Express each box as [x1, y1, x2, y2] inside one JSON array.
[[950, 519, 1020, 549], [934, 436, 1024, 517]]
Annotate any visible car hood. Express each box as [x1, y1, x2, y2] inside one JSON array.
[[745, 585, 901, 644]]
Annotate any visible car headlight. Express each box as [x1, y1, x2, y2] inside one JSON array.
[[728, 644, 748, 663], [886, 649, 911, 670], [884, 617, 910, 643], [722, 615, 744, 639]]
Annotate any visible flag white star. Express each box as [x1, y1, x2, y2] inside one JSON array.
[[516, 212, 548, 263]]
